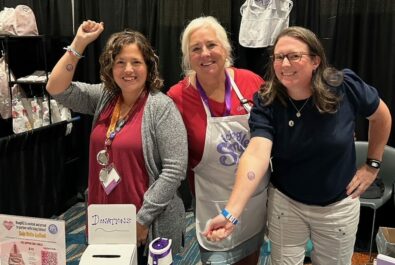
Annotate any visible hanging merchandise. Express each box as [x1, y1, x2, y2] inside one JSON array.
[[30, 96, 42, 129], [0, 55, 10, 118], [41, 95, 50, 126], [11, 98, 32, 133], [57, 102, 73, 135], [0, 5, 38, 36], [239, 0, 293, 48], [0, 56, 25, 119]]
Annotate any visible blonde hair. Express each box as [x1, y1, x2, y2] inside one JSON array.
[[180, 16, 233, 77]]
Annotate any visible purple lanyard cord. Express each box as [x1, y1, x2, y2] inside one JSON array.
[[195, 71, 232, 117]]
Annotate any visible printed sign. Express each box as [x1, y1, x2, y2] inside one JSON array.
[[0, 214, 65, 265]]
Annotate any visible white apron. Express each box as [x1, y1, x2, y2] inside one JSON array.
[[194, 75, 269, 251]]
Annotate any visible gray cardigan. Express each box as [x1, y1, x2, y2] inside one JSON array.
[[53, 82, 188, 254]]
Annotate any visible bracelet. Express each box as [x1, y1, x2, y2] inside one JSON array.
[[221, 208, 239, 225], [366, 158, 381, 169], [63, 45, 84, 59]]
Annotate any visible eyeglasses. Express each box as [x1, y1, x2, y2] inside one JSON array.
[[270, 52, 314, 63]]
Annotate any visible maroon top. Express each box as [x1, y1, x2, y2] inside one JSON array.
[[88, 93, 149, 211]]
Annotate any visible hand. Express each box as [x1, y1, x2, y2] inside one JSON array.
[[202, 214, 235, 242], [72, 20, 104, 52], [346, 165, 379, 198], [136, 221, 149, 247]]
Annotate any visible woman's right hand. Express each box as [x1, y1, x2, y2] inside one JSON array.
[[71, 20, 104, 54]]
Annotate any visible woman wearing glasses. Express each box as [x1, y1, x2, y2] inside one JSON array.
[[46, 20, 188, 264], [204, 26, 392, 264]]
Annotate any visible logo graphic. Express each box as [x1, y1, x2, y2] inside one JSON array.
[[217, 130, 249, 166], [48, 224, 58, 234], [3, 220, 14, 230]]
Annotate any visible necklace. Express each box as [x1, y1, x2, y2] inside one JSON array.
[[288, 97, 309, 127]]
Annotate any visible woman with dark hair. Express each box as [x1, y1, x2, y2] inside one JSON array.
[[204, 26, 392, 265], [46, 20, 188, 264]]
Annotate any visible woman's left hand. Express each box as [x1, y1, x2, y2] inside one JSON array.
[[346, 165, 379, 198], [202, 214, 236, 242], [136, 221, 149, 247]]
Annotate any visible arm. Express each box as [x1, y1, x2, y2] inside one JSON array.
[[203, 136, 272, 241], [46, 20, 104, 95], [137, 95, 188, 244], [347, 99, 392, 198]]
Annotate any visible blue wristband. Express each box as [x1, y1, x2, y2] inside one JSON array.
[[221, 208, 239, 225]]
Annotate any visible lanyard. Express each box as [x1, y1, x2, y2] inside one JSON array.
[[195, 71, 232, 117], [104, 92, 144, 156]]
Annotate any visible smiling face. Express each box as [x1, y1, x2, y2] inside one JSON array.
[[112, 43, 147, 96], [188, 27, 227, 79], [273, 36, 320, 98]]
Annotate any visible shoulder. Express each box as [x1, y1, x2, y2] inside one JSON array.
[[341, 68, 377, 96], [233, 67, 262, 80], [147, 90, 173, 107], [341, 68, 380, 116], [231, 67, 264, 96], [167, 77, 190, 98], [146, 91, 181, 114]]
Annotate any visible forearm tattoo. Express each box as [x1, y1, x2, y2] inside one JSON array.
[[66, 64, 74, 72], [247, 171, 255, 181]]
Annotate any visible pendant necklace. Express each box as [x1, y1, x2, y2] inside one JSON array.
[[288, 97, 310, 127]]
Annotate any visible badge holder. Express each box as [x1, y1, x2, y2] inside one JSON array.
[[100, 164, 121, 195], [79, 204, 137, 265]]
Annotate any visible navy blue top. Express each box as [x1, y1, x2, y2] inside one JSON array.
[[249, 69, 380, 206]]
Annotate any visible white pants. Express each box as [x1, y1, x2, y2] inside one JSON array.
[[267, 185, 360, 265]]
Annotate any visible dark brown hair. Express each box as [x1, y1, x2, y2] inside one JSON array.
[[99, 30, 163, 94]]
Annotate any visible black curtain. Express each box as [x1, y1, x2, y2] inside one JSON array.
[[0, 122, 65, 217], [6, 0, 390, 146]]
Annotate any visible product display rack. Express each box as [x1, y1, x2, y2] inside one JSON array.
[[0, 34, 52, 134]]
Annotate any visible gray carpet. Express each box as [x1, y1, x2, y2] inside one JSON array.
[[60, 202, 270, 265]]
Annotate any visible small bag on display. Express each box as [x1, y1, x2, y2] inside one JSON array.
[[0, 5, 38, 36], [239, 0, 293, 48]]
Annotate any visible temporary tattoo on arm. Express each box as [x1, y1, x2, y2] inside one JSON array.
[[247, 171, 255, 181], [66, 64, 74, 72]]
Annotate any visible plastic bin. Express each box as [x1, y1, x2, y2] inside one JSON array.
[[376, 227, 395, 257]]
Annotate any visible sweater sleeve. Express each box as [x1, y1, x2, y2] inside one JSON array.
[[137, 92, 188, 226], [51, 81, 103, 115]]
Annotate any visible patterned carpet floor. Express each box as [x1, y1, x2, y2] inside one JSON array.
[[59, 202, 375, 265], [59, 202, 270, 265]]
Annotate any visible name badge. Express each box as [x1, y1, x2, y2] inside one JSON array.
[[100, 165, 121, 195]]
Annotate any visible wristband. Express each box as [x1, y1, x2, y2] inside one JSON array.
[[63, 45, 84, 59], [221, 208, 239, 225], [366, 158, 381, 169]]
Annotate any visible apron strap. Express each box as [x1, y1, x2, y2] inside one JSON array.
[[226, 69, 252, 113]]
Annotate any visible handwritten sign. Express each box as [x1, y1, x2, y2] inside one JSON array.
[[87, 204, 136, 244]]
